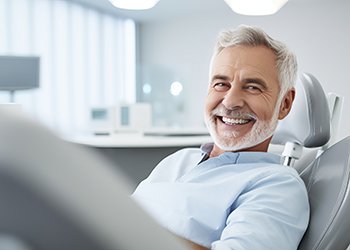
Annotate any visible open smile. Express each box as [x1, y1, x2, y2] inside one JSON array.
[[217, 116, 255, 126]]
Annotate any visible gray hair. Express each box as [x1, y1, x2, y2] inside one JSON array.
[[211, 25, 297, 101]]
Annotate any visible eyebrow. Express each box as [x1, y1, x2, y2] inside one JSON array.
[[211, 74, 268, 89], [211, 74, 231, 82]]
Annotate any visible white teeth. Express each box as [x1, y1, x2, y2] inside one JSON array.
[[222, 116, 250, 125]]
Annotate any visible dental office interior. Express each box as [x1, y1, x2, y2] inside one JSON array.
[[1, 0, 350, 249], [0, 0, 349, 188], [0, 0, 349, 184]]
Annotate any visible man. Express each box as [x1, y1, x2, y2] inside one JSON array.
[[132, 25, 309, 250]]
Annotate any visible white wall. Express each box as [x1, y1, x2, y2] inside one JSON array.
[[138, 1, 350, 140]]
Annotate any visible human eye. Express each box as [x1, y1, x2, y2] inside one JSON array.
[[245, 84, 262, 90], [213, 82, 230, 92], [242, 77, 266, 93], [242, 83, 263, 94]]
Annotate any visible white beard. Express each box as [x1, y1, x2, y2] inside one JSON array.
[[205, 104, 280, 152]]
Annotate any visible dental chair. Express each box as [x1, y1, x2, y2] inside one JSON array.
[[272, 72, 350, 250], [0, 110, 191, 250]]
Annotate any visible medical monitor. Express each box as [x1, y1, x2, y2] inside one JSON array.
[[0, 56, 40, 91]]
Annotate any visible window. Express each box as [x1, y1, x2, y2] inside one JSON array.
[[0, 0, 136, 135]]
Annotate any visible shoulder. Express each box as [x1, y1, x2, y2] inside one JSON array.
[[224, 158, 308, 206], [233, 152, 304, 187], [261, 164, 305, 187], [218, 164, 309, 250], [245, 163, 306, 193], [237, 164, 309, 212]]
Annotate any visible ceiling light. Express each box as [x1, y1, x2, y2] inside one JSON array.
[[224, 0, 288, 15], [108, 0, 160, 10]]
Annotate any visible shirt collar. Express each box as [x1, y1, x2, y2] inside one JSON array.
[[200, 143, 214, 155], [199, 142, 281, 165]]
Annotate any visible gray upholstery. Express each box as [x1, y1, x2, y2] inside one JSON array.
[[272, 72, 330, 148], [294, 148, 318, 174], [298, 136, 350, 250], [0, 110, 190, 250]]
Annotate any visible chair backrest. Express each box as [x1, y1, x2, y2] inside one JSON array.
[[297, 136, 350, 250]]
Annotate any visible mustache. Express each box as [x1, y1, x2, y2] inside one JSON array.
[[211, 105, 257, 120]]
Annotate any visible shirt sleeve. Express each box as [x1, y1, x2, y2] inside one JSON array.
[[211, 170, 310, 250]]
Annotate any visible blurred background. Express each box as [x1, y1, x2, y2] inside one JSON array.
[[0, 0, 349, 139]]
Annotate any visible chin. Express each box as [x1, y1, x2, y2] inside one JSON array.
[[207, 119, 276, 152], [213, 137, 257, 152], [214, 136, 271, 152]]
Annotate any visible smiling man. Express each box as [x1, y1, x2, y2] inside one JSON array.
[[206, 44, 294, 156], [132, 25, 309, 250]]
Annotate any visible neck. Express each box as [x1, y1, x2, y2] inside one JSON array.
[[209, 138, 272, 158]]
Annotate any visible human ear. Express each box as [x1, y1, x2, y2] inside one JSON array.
[[278, 88, 295, 120]]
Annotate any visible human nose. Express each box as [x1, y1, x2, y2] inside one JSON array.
[[221, 85, 244, 110]]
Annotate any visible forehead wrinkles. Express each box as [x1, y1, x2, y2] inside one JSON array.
[[212, 49, 241, 71], [211, 46, 279, 89], [211, 52, 258, 79]]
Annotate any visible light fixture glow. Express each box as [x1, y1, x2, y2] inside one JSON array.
[[170, 81, 183, 96], [108, 0, 160, 10], [224, 0, 288, 15], [142, 83, 152, 94]]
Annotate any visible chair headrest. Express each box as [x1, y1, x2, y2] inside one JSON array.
[[271, 72, 330, 148]]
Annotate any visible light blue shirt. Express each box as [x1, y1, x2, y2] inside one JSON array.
[[132, 144, 310, 250]]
